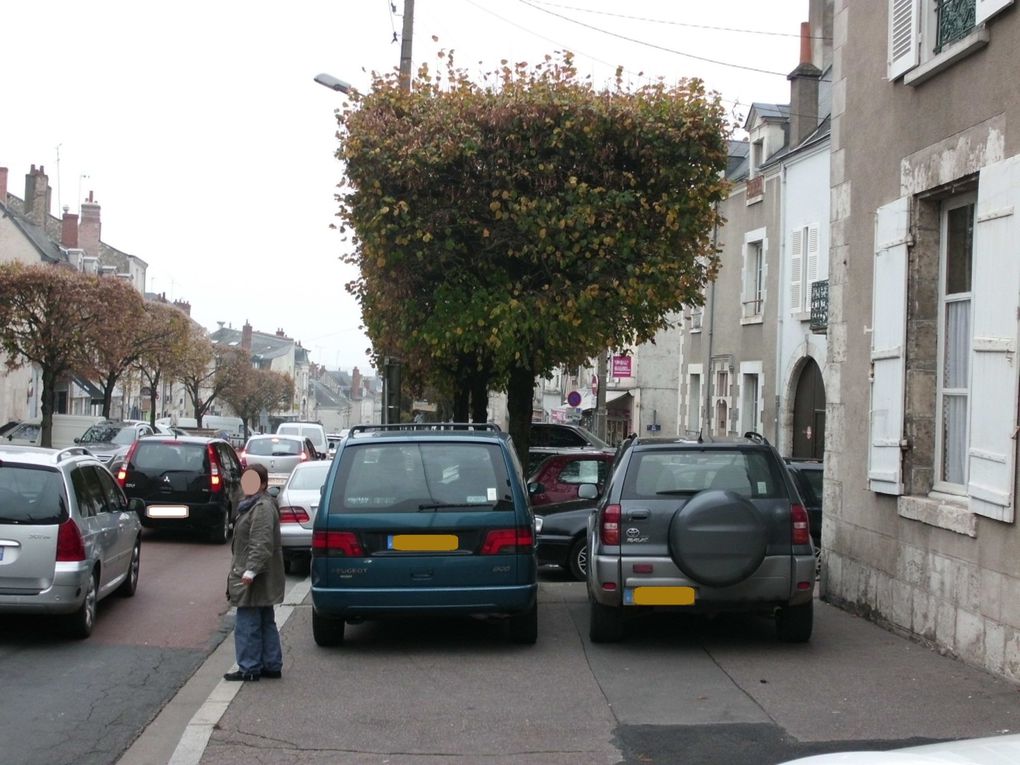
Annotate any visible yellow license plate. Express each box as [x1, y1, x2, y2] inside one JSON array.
[[631, 586, 696, 606], [389, 534, 459, 552]]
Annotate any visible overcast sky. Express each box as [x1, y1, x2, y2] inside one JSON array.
[[2, 0, 808, 375]]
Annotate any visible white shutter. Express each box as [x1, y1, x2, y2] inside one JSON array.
[[888, 0, 919, 80], [967, 156, 1020, 522], [790, 227, 803, 313], [976, 0, 1014, 24], [869, 197, 911, 495], [806, 224, 820, 286]]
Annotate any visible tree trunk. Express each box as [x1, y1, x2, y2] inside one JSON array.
[[40, 367, 59, 448], [506, 365, 534, 468], [102, 372, 117, 419], [469, 373, 488, 424], [147, 370, 161, 427], [452, 389, 469, 422]]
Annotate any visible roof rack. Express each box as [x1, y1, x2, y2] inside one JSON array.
[[742, 431, 770, 445], [54, 447, 95, 462], [348, 423, 501, 436]]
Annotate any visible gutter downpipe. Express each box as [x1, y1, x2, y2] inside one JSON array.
[[775, 164, 788, 448], [704, 202, 719, 432]]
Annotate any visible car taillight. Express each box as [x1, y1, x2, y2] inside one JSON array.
[[600, 503, 621, 545], [279, 506, 310, 524], [480, 527, 534, 555], [116, 441, 141, 488], [56, 519, 86, 562], [792, 503, 810, 545], [207, 444, 223, 493], [312, 530, 364, 556], [238, 451, 247, 469]]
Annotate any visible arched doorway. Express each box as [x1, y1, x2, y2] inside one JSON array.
[[792, 358, 825, 460]]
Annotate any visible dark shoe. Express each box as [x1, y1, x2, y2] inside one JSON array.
[[261, 669, 282, 679], [223, 670, 260, 682]]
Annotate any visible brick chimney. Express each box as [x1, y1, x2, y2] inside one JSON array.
[[173, 299, 191, 316], [276, 328, 288, 338], [241, 321, 253, 352], [79, 191, 102, 259], [351, 367, 362, 400], [0, 167, 8, 206], [61, 207, 79, 248], [24, 165, 51, 225], [788, 22, 822, 148]]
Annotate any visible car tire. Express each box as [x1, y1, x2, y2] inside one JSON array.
[[209, 509, 231, 545], [589, 598, 624, 643], [116, 538, 141, 597], [668, 489, 767, 587], [508, 601, 538, 645], [313, 610, 345, 646], [776, 599, 813, 643], [291, 555, 311, 577], [567, 537, 588, 582], [66, 569, 98, 639]]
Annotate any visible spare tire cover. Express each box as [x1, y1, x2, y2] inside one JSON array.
[[668, 489, 767, 587]]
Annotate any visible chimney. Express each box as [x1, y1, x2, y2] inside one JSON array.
[[173, 299, 191, 316], [61, 207, 79, 248], [0, 167, 8, 206], [24, 165, 51, 225], [276, 328, 287, 338], [351, 367, 362, 400], [787, 22, 821, 148], [241, 321, 253, 352], [79, 190, 102, 259]]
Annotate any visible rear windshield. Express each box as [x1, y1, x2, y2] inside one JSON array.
[[329, 442, 513, 514], [80, 424, 135, 445], [287, 462, 330, 490], [794, 466, 823, 504], [246, 438, 303, 456], [131, 441, 209, 473], [623, 449, 786, 500], [0, 464, 67, 524]]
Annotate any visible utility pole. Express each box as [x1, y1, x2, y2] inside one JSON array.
[[595, 351, 608, 441], [399, 0, 414, 93]]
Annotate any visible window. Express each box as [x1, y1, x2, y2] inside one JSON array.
[[934, 194, 975, 492], [740, 368, 762, 435], [790, 224, 820, 314], [743, 240, 764, 319], [688, 373, 702, 433]]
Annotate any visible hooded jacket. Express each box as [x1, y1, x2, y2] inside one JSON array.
[[226, 492, 285, 607]]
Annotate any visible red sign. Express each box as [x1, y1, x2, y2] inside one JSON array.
[[612, 355, 632, 377], [591, 374, 599, 395]]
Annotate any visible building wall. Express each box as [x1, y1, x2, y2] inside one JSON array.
[[826, 0, 1020, 681], [0, 215, 45, 423]]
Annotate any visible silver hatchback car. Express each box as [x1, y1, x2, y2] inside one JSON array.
[[272, 459, 331, 576], [0, 445, 143, 638], [239, 434, 319, 487]]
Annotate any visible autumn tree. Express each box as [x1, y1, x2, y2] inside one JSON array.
[[337, 53, 729, 461], [0, 263, 108, 447], [220, 365, 293, 439], [177, 333, 249, 428], [134, 302, 194, 426]]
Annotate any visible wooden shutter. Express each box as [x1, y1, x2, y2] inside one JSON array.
[[869, 197, 911, 495], [976, 0, 1014, 24], [790, 227, 803, 313], [806, 224, 820, 288], [888, 0, 919, 80], [967, 156, 1020, 522]]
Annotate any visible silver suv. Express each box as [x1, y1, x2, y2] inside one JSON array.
[[0, 445, 143, 638], [586, 433, 815, 643]]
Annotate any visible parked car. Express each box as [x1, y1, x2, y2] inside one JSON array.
[[276, 422, 328, 459], [528, 450, 615, 515], [115, 436, 244, 544], [310, 423, 538, 646], [530, 423, 611, 450], [536, 505, 596, 581], [273, 459, 332, 576], [586, 432, 816, 643], [75, 420, 156, 467], [779, 732, 1020, 764], [0, 420, 20, 437], [326, 430, 348, 460], [5, 414, 105, 449], [239, 434, 318, 487], [785, 458, 823, 574], [0, 444, 143, 638]]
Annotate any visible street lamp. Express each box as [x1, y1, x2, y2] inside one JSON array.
[[313, 73, 354, 94]]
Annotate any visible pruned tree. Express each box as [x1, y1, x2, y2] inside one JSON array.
[[337, 52, 729, 462], [220, 365, 293, 439], [134, 302, 195, 426], [0, 263, 107, 447]]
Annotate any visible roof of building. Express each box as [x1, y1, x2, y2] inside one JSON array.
[[0, 199, 68, 264], [311, 379, 351, 409], [209, 326, 295, 361]]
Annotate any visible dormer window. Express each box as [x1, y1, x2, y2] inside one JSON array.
[[750, 139, 765, 178]]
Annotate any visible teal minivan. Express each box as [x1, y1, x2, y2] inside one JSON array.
[[310, 424, 538, 646]]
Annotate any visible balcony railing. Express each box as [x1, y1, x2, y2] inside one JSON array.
[[742, 297, 763, 320], [935, 0, 976, 52], [810, 279, 829, 333], [746, 175, 764, 203]]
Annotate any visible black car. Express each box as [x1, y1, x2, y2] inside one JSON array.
[[530, 423, 610, 450], [785, 458, 823, 571], [536, 504, 595, 581], [115, 436, 244, 543]]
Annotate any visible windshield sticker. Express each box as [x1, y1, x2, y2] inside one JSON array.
[[487, 487, 497, 501]]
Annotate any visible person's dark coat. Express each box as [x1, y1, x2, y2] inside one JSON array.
[[226, 493, 285, 607]]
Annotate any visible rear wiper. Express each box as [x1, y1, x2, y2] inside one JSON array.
[[655, 489, 697, 495], [417, 502, 484, 512]]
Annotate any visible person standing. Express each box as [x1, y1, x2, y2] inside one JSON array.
[[224, 463, 285, 681]]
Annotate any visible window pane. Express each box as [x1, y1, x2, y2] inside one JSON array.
[[943, 299, 970, 388], [945, 203, 974, 294], [941, 393, 967, 485]]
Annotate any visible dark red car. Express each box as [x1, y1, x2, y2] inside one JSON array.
[[527, 450, 615, 515]]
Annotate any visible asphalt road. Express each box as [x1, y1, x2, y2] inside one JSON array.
[[195, 572, 1020, 765], [0, 529, 235, 765]]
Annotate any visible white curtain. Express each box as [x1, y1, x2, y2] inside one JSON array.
[[941, 299, 970, 485]]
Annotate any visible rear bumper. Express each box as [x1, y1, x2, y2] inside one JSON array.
[[0, 561, 90, 615], [281, 524, 312, 561], [312, 582, 538, 618]]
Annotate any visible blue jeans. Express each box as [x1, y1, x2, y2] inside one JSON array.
[[234, 606, 283, 675]]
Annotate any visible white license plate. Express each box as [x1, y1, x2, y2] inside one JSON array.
[[147, 505, 190, 519], [269, 476, 287, 486]]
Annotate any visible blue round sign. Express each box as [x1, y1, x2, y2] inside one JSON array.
[[567, 390, 582, 408]]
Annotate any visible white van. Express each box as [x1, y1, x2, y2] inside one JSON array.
[[276, 422, 327, 458], [201, 415, 245, 438], [4, 414, 105, 449]]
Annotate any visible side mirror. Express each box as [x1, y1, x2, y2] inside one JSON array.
[[74, 437, 81, 444], [528, 482, 544, 495], [268, 486, 280, 498], [128, 497, 145, 514], [577, 483, 598, 500], [533, 515, 544, 534]]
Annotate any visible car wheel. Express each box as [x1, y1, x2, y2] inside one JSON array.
[[589, 598, 624, 643], [312, 610, 345, 646], [776, 599, 814, 643], [116, 538, 141, 597], [508, 601, 538, 645], [567, 537, 588, 582], [667, 490, 767, 587], [209, 510, 230, 545], [66, 569, 98, 639]]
